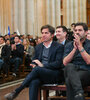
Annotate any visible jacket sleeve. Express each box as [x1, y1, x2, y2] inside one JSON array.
[[11, 44, 24, 58], [32, 45, 40, 60], [1, 45, 11, 61]]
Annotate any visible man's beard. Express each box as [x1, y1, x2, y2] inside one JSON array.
[[80, 35, 86, 41], [76, 33, 86, 41]]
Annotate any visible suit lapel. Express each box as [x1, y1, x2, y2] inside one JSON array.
[[65, 39, 70, 45], [39, 43, 44, 60], [48, 41, 54, 61]]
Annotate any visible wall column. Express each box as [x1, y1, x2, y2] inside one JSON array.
[[80, 0, 86, 22], [63, 0, 67, 26], [70, 0, 74, 24], [18, 0, 26, 35], [26, 0, 34, 36], [0, 0, 3, 34], [46, 0, 50, 24], [66, 0, 70, 28], [13, 0, 19, 32], [83, 0, 86, 22], [36, 0, 46, 37], [74, 0, 78, 23], [50, 0, 56, 27], [55, 0, 61, 27]]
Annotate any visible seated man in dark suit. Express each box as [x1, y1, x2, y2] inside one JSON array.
[[0, 36, 11, 75], [5, 25, 64, 100], [56, 25, 71, 96], [1, 39, 11, 75], [63, 22, 90, 100], [0, 36, 5, 70]]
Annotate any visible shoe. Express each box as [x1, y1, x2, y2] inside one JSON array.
[[57, 91, 66, 96], [12, 73, 16, 77], [4, 91, 18, 100], [60, 91, 66, 96], [75, 93, 85, 100]]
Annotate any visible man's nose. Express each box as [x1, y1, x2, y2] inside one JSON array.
[[74, 33, 79, 36], [42, 33, 46, 36]]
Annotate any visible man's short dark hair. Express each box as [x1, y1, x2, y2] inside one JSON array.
[[41, 25, 55, 34], [10, 40, 15, 45], [14, 35, 20, 39], [0, 36, 5, 41], [56, 26, 68, 33], [75, 22, 88, 31], [14, 32, 17, 34], [71, 23, 76, 27]]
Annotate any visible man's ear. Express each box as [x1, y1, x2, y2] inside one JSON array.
[[64, 32, 67, 36], [52, 34, 54, 38], [85, 31, 88, 35]]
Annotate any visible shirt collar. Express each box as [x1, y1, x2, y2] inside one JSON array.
[[57, 39, 66, 45], [61, 39, 66, 45], [43, 41, 52, 48], [15, 43, 20, 45]]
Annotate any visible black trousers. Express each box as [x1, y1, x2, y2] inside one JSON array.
[[15, 67, 62, 100], [64, 63, 90, 100]]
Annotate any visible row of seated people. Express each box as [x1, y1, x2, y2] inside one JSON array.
[[0, 24, 76, 78], [0, 24, 90, 78], [3, 23, 90, 100], [0, 35, 35, 77]]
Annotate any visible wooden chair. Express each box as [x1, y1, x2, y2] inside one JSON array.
[[19, 53, 32, 77], [19, 53, 25, 72], [38, 84, 90, 100], [0, 64, 10, 83]]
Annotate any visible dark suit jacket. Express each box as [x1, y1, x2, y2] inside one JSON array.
[[11, 44, 24, 59], [1, 45, 11, 63], [64, 39, 71, 46], [32, 41, 64, 70], [56, 39, 71, 69]]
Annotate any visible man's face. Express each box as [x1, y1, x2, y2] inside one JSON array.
[[41, 28, 53, 42], [56, 28, 66, 40], [0, 38, 4, 44], [6, 40, 10, 45], [74, 25, 87, 40], [71, 25, 75, 31], [87, 30, 90, 40], [5, 35, 10, 39], [14, 37, 20, 43]]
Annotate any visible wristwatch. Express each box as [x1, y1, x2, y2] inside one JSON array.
[[80, 48, 85, 52]]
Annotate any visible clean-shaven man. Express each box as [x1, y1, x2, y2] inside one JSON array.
[[5, 25, 64, 100]]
